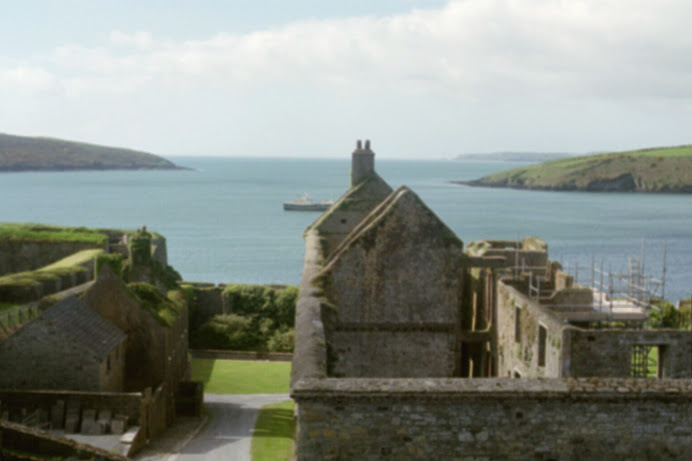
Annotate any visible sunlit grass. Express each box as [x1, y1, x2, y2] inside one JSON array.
[[251, 400, 295, 461], [190, 358, 291, 394]]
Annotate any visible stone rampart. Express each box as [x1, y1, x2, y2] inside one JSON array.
[[292, 377, 692, 461], [0, 241, 104, 276]]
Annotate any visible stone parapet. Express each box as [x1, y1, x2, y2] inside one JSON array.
[[293, 377, 692, 461]]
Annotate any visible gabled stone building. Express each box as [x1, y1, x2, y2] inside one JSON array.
[[0, 296, 126, 392], [291, 141, 692, 460]]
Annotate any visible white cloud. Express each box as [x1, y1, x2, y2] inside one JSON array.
[[0, 66, 58, 93], [5, 0, 692, 99], [2, 0, 692, 155]]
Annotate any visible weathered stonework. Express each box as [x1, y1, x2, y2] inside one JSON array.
[[565, 329, 692, 378], [0, 241, 105, 276], [291, 141, 692, 460], [293, 378, 692, 461]]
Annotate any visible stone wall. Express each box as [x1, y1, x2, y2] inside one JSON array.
[[291, 229, 329, 387], [0, 389, 143, 426], [330, 330, 457, 377], [98, 342, 126, 392], [83, 267, 177, 391], [186, 284, 224, 330], [292, 377, 692, 461], [0, 241, 104, 276], [0, 420, 129, 461], [496, 281, 566, 378], [565, 329, 692, 378], [310, 175, 393, 257]]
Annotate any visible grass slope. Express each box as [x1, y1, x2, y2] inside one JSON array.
[[190, 358, 291, 394], [0, 132, 182, 172], [462, 145, 692, 193]]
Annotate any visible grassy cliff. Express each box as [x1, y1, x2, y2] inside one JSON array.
[[460, 145, 692, 193], [0, 132, 183, 172]]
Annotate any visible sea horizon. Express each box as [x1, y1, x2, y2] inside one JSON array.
[[1, 156, 690, 302]]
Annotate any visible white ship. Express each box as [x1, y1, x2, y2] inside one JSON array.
[[283, 193, 333, 211]]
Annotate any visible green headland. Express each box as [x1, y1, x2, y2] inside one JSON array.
[[458, 145, 692, 193], [0, 132, 184, 172]]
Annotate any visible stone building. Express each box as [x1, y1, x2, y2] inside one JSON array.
[[291, 141, 692, 460], [82, 265, 189, 393], [0, 296, 126, 392]]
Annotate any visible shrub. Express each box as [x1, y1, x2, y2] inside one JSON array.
[[189, 284, 298, 351], [267, 328, 295, 352], [191, 314, 261, 350], [650, 300, 692, 329]]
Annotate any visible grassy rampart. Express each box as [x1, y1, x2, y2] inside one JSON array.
[[0, 223, 108, 245], [0, 249, 103, 303]]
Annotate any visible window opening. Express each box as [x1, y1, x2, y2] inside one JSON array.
[[514, 307, 521, 342], [537, 325, 547, 367], [630, 345, 659, 378]]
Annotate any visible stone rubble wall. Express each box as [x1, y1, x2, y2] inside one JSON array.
[[496, 281, 566, 378], [565, 329, 692, 378], [292, 377, 692, 461]]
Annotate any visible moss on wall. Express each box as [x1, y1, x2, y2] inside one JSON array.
[[127, 282, 182, 327], [96, 253, 124, 278]]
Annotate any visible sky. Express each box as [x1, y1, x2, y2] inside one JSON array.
[[1, 0, 692, 158]]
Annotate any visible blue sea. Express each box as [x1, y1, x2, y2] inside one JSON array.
[[1, 157, 690, 302]]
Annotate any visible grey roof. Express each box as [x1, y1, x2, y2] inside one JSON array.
[[41, 295, 126, 358]]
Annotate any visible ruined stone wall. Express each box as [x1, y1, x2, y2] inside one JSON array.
[[565, 329, 692, 378], [150, 234, 168, 267], [292, 377, 692, 461], [496, 281, 565, 378], [0, 241, 104, 276], [330, 330, 456, 377]]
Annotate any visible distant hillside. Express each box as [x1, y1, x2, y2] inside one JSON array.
[[0, 133, 184, 172], [456, 152, 573, 162], [456, 145, 692, 193]]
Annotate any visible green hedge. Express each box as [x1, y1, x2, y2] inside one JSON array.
[[190, 284, 298, 352]]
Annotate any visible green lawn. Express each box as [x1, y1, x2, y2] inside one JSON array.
[[251, 400, 296, 461], [190, 358, 291, 394]]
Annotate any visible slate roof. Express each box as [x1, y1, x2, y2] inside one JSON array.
[[41, 295, 126, 358]]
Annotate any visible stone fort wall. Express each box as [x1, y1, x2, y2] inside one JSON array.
[[0, 240, 104, 276], [292, 377, 692, 461]]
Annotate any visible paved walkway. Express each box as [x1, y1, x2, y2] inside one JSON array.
[[135, 394, 291, 461]]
